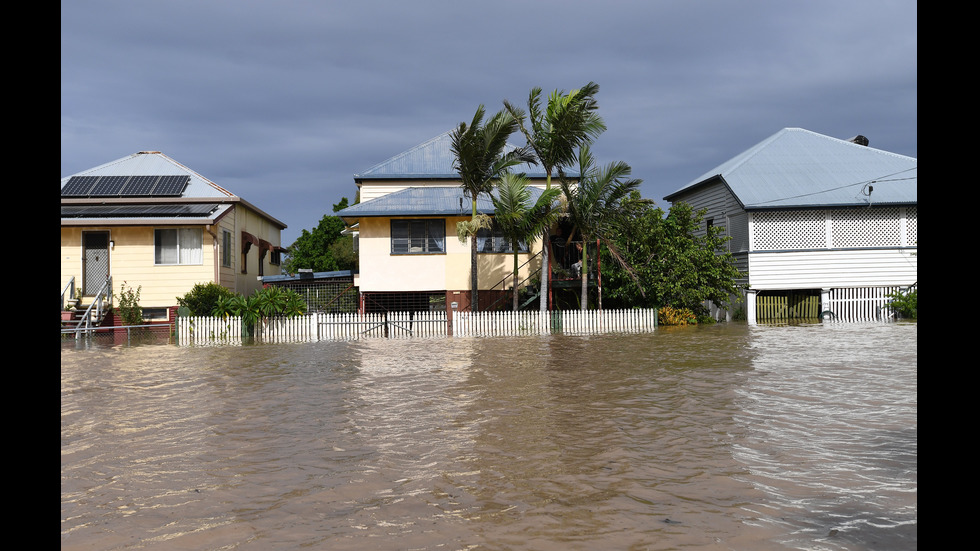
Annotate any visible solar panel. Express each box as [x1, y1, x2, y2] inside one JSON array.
[[61, 204, 220, 218], [120, 175, 159, 196], [153, 175, 190, 196], [61, 176, 100, 197], [62, 175, 192, 197], [89, 175, 130, 196]]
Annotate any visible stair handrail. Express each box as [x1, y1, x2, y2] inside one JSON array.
[[62, 276, 76, 311], [485, 251, 543, 311], [74, 277, 113, 333]]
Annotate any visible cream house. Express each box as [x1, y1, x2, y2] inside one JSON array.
[[61, 151, 287, 323], [337, 131, 566, 314]]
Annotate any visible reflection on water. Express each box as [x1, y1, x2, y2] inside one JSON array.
[[62, 322, 916, 550]]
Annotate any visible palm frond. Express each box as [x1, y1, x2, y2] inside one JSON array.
[[455, 214, 492, 243]]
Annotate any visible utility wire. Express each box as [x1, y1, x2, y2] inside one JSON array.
[[751, 167, 916, 206]]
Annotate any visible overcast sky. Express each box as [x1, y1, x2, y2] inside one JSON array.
[[61, 1, 917, 246]]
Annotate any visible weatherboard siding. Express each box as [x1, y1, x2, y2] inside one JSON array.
[[747, 249, 917, 290], [235, 205, 283, 296], [60, 226, 215, 307]]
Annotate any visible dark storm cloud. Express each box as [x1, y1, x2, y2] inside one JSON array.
[[62, 0, 916, 245]]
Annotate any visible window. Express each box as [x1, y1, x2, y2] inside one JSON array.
[[221, 230, 232, 267], [155, 228, 202, 265], [476, 221, 528, 253], [391, 219, 446, 254], [142, 307, 170, 321]]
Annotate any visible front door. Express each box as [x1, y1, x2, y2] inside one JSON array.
[[82, 231, 110, 295]]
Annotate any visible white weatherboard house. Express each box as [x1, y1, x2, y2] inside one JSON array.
[[664, 128, 917, 323]]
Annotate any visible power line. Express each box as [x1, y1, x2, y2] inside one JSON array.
[[751, 167, 916, 206]]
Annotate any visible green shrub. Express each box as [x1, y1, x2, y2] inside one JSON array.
[[177, 282, 236, 316], [886, 288, 917, 319], [658, 305, 697, 326], [116, 282, 143, 326], [210, 286, 307, 320]]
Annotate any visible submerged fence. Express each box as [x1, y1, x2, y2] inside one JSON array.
[[826, 286, 908, 323], [755, 291, 821, 322], [175, 308, 658, 346]]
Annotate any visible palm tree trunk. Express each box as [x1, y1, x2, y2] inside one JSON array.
[[539, 172, 552, 313], [580, 236, 589, 310], [471, 198, 479, 312], [596, 239, 603, 310], [512, 244, 520, 311], [471, 236, 478, 312]]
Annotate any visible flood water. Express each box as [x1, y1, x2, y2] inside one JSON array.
[[61, 322, 917, 550]]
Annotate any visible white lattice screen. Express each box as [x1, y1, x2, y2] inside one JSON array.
[[753, 210, 826, 250], [907, 206, 917, 246], [831, 207, 900, 248], [754, 208, 913, 250]]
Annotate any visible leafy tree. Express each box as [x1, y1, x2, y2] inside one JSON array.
[[450, 105, 534, 311], [601, 197, 742, 320], [490, 173, 562, 310], [504, 82, 606, 311], [282, 200, 356, 273], [559, 145, 646, 310]]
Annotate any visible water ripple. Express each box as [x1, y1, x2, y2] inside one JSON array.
[[62, 323, 916, 550]]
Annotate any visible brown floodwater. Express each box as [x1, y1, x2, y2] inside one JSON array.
[[61, 321, 916, 550]]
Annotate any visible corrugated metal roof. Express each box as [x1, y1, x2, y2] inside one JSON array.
[[336, 186, 545, 219], [665, 128, 917, 209], [354, 130, 563, 180], [60, 151, 234, 199], [261, 270, 354, 284]]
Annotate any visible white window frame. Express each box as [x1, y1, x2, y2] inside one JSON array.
[[154, 228, 203, 265]]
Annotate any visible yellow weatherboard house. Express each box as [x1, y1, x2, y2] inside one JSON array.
[[61, 151, 287, 323]]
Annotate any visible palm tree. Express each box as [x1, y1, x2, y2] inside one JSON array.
[[450, 105, 534, 311], [560, 145, 646, 310], [490, 173, 562, 310], [504, 82, 606, 311]]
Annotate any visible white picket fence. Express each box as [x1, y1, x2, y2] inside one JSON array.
[[452, 308, 658, 337], [826, 286, 907, 322], [176, 308, 657, 346]]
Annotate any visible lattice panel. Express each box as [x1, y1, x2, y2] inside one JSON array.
[[906, 206, 917, 246], [753, 210, 826, 250], [831, 207, 900, 248]]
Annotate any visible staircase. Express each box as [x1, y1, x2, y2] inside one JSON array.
[[61, 277, 113, 332]]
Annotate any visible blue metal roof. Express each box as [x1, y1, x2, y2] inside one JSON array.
[[354, 130, 566, 180], [337, 186, 546, 219], [665, 128, 917, 209]]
